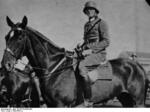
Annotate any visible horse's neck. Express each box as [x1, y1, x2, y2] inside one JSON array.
[[26, 34, 65, 75], [27, 27, 64, 55]]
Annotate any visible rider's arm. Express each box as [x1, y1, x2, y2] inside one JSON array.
[[98, 19, 110, 48], [92, 20, 110, 53]]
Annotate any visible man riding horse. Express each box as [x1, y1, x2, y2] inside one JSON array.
[[78, 1, 110, 107], [2, 13, 147, 107]]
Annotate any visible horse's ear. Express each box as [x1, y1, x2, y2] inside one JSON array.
[[21, 16, 28, 28], [6, 16, 14, 27]]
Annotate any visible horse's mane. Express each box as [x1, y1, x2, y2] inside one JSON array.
[[25, 26, 65, 54]]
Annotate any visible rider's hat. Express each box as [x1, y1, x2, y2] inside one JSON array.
[[83, 1, 99, 14]]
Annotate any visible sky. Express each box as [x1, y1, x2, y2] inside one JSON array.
[[0, 0, 150, 61]]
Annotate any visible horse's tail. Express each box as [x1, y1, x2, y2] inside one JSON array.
[[126, 60, 148, 106], [144, 71, 150, 106], [136, 62, 149, 106], [144, 78, 149, 105]]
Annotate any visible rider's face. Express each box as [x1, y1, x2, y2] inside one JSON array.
[[86, 8, 97, 18]]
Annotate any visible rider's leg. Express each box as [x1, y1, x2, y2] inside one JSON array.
[[79, 63, 93, 107]]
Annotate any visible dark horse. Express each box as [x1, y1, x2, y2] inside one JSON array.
[[0, 67, 9, 107], [1, 16, 147, 107], [0, 66, 40, 107]]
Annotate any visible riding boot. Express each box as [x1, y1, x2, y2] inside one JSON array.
[[82, 76, 93, 107]]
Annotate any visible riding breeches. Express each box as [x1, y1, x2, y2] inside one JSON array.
[[79, 51, 106, 78]]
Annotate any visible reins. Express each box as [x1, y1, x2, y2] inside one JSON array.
[[5, 29, 27, 60], [4, 27, 79, 79], [14, 56, 78, 79]]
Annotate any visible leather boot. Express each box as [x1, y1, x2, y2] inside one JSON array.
[[83, 76, 93, 107]]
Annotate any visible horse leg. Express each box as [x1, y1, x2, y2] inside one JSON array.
[[30, 87, 40, 107], [117, 92, 135, 107], [118, 92, 144, 107], [132, 89, 145, 107], [128, 80, 145, 107], [144, 78, 149, 106], [135, 97, 145, 107]]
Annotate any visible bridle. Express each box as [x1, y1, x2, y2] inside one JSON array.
[[4, 47, 17, 59], [4, 28, 27, 70], [4, 27, 80, 78]]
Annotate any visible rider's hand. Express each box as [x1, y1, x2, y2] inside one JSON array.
[[76, 43, 81, 49], [76, 43, 83, 52]]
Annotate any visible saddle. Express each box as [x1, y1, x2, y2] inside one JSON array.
[[66, 49, 113, 83], [86, 62, 113, 84]]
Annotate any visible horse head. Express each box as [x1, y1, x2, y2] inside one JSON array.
[[1, 16, 82, 107], [2, 16, 66, 75], [2, 16, 28, 72]]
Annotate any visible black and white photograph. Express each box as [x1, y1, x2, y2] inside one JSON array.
[[0, 0, 150, 110]]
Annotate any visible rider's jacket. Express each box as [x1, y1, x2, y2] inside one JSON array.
[[83, 17, 110, 53]]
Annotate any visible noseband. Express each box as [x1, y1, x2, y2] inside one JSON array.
[[5, 47, 17, 59]]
